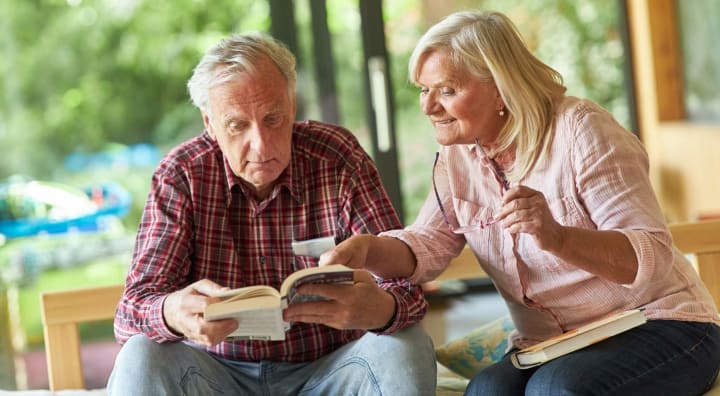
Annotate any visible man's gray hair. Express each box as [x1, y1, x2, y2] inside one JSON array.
[[187, 33, 297, 112]]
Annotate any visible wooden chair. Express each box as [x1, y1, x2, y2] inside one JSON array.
[[40, 284, 123, 390], [39, 220, 720, 391]]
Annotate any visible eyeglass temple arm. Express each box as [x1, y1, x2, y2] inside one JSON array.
[[432, 152, 455, 229]]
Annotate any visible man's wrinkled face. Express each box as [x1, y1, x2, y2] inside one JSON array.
[[202, 56, 296, 199]]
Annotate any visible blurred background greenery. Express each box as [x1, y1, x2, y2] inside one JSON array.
[[0, 0, 629, 222], [0, 0, 628, 382]]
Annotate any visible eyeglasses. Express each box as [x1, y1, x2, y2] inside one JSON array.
[[431, 146, 510, 234]]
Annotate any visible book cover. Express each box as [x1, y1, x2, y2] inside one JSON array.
[[204, 264, 354, 341], [510, 308, 647, 369]]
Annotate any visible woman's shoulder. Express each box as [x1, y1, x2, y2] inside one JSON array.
[[554, 96, 633, 140], [555, 96, 611, 122]]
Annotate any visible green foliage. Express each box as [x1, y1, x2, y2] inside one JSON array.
[[0, 0, 270, 180], [383, 1, 629, 220], [677, 0, 720, 122], [1, 0, 628, 223]]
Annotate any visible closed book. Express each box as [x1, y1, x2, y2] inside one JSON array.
[[510, 308, 647, 369]]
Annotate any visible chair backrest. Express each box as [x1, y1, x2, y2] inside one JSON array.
[[669, 220, 720, 309], [40, 284, 123, 390], [39, 220, 720, 390]]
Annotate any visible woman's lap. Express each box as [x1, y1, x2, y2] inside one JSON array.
[[465, 320, 720, 396]]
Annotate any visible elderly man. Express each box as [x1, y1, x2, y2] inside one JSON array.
[[107, 33, 436, 395]]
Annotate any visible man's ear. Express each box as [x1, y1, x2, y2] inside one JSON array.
[[202, 111, 216, 140], [289, 93, 297, 121]]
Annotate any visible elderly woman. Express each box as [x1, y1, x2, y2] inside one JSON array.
[[321, 10, 720, 395]]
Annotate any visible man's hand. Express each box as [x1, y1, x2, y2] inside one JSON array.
[[162, 279, 239, 347], [281, 270, 396, 330]]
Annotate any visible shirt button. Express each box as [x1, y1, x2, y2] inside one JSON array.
[[259, 256, 266, 264]]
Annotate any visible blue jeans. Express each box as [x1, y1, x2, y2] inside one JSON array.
[[107, 325, 436, 396], [465, 320, 720, 396]]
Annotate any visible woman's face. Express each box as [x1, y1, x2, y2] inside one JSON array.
[[416, 50, 505, 146]]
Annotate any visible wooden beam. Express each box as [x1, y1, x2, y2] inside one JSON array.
[[669, 220, 720, 255], [645, 0, 685, 121]]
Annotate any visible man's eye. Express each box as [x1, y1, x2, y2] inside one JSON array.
[[419, 88, 429, 95], [265, 114, 284, 127], [227, 122, 247, 135], [440, 89, 455, 96]]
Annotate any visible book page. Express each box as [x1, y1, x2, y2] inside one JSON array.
[[205, 295, 286, 341], [280, 264, 354, 304], [215, 285, 280, 302], [205, 294, 281, 319], [225, 306, 286, 341]]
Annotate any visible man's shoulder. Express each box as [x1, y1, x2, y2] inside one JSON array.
[[292, 120, 366, 162], [161, 132, 218, 166], [155, 132, 222, 180]]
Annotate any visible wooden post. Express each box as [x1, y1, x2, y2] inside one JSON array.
[[0, 287, 17, 389]]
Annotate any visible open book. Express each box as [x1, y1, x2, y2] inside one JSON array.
[[510, 308, 647, 369], [204, 264, 354, 341]]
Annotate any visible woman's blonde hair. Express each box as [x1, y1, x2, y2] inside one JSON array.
[[409, 11, 566, 180]]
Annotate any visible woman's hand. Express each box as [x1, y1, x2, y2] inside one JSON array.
[[495, 185, 639, 284], [319, 234, 417, 279], [318, 234, 372, 269], [496, 185, 566, 253]]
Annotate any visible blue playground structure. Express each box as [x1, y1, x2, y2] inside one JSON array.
[[0, 176, 132, 240]]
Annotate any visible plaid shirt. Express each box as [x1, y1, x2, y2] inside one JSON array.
[[114, 120, 427, 362]]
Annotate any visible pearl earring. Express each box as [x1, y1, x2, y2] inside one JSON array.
[[499, 109, 505, 117]]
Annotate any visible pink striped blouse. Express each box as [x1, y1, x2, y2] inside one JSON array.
[[383, 96, 719, 347]]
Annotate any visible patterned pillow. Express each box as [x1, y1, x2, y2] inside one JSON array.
[[435, 314, 515, 379]]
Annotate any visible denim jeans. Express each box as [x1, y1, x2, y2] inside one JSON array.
[[107, 324, 436, 396], [465, 320, 720, 396]]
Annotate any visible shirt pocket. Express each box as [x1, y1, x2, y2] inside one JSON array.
[[451, 197, 499, 230]]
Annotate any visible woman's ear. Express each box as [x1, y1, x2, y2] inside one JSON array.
[[493, 85, 505, 111]]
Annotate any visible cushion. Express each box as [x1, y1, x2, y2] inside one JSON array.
[[435, 314, 514, 379]]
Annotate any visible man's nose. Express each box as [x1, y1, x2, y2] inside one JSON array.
[[248, 124, 272, 152]]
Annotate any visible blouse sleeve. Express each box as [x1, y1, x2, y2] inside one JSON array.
[[568, 102, 674, 288]]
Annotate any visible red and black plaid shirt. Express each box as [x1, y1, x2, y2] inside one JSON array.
[[114, 120, 427, 362]]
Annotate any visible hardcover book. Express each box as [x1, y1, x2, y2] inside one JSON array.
[[510, 309, 647, 369]]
